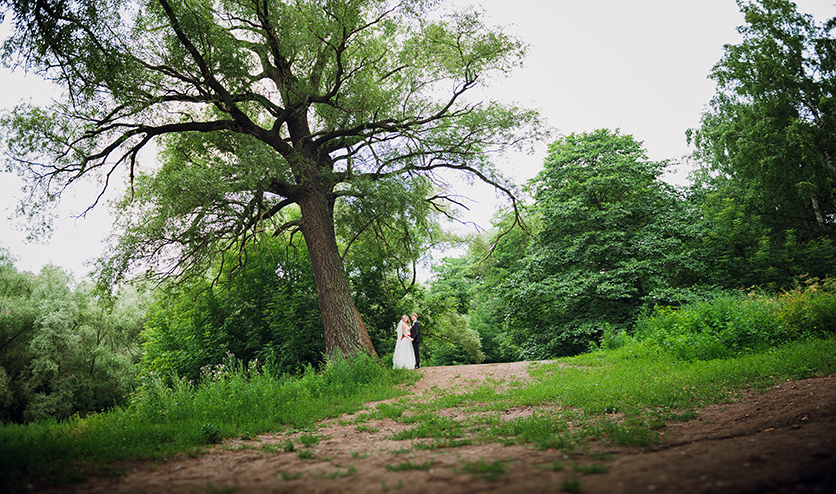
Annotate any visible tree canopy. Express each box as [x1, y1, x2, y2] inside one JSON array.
[[0, 0, 545, 358], [688, 0, 836, 240], [498, 130, 701, 358]]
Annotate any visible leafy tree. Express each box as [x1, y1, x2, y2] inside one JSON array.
[[499, 130, 702, 358], [686, 171, 836, 290], [687, 0, 836, 240], [0, 255, 145, 423], [0, 0, 544, 359], [140, 236, 325, 380]]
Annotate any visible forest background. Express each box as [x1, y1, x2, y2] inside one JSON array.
[[0, 0, 835, 429]]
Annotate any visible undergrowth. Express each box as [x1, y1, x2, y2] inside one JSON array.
[[0, 352, 415, 489], [3, 279, 835, 489]]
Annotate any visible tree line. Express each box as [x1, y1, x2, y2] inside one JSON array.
[[0, 0, 834, 423]]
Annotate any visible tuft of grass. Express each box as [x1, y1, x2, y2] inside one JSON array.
[[296, 449, 315, 460], [385, 459, 434, 472], [355, 424, 380, 433], [279, 471, 303, 480], [390, 415, 467, 441], [560, 475, 582, 492], [206, 481, 238, 494], [298, 433, 321, 447], [535, 461, 564, 471], [573, 463, 609, 474], [459, 458, 507, 480], [381, 480, 404, 491]]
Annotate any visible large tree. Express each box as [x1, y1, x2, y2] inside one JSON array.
[[0, 0, 543, 358], [499, 130, 701, 358], [687, 0, 836, 239]]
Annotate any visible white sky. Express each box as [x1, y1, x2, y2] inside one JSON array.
[[1, 0, 835, 279]]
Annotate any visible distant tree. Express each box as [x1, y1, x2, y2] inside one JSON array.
[[688, 0, 836, 240], [0, 0, 544, 360], [499, 130, 701, 358], [0, 256, 145, 423]]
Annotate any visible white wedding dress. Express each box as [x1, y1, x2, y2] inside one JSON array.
[[392, 320, 416, 369]]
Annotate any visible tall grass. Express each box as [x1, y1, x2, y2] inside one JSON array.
[[0, 353, 416, 488]]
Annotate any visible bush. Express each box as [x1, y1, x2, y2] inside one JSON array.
[[772, 276, 836, 337], [635, 293, 782, 360], [633, 278, 836, 361]]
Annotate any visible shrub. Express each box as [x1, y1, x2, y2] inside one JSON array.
[[633, 277, 836, 361], [771, 276, 836, 337], [634, 293, 786, 360]]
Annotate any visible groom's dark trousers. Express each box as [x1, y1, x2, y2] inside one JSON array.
[[411, 321, 421, 368]]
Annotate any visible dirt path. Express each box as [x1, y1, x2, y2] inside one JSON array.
[[46, 362, 836, 494]]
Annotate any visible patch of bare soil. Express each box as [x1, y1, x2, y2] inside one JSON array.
[[41, 362, 836, 494]]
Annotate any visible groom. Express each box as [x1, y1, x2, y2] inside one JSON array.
[[410, 313, 421, 369]]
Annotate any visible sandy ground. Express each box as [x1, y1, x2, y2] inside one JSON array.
[[34, 361, 836, 494]]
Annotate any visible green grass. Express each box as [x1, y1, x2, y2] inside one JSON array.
[[0, 352, 414, 489], [2, 324, 835, 491], [376, 337, 836, 455], [458, 458, 508, 480], [385, 459, 434, 471]]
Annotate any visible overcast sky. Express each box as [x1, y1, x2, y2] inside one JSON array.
[[1, 0, 834, 279]]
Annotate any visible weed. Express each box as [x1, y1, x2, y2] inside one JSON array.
[[206, 481, 237, 493], [587, 452, 617, 461], [201, 423, 223, 444], [573, 463, 609, 474], [279, 471, 303, 480], [355, 424, 380, 433], [298, 433, 321, 447], [459, 458, 507, 480], [385, 459, 434, 471], [381, 480, 404, 491], [297, 449, 316, 460], [535, 461, 564, 471], [560, 475, 582, 492]]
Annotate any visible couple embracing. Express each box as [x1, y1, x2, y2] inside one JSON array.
[[393, 313, 421, 369]]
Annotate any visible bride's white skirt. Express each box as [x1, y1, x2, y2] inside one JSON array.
[[392, 336, 416, 369]]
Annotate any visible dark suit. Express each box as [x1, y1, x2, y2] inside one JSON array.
[[411, 320, 421, 368]]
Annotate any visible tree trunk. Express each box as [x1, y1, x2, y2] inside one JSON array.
[[298, 188, 378, 360], [810, 193, 825, 226]]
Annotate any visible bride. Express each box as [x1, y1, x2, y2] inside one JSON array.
[[392, 314, 416, 369]]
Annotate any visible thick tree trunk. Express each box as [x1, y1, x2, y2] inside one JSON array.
[[298, 189, 378, 360]]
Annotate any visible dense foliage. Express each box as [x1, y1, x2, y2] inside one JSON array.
[[0, 251, 146, 423], [494, 130, 703, 358], [687, 0, 836, 281], [140, 237, 325, 380]]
